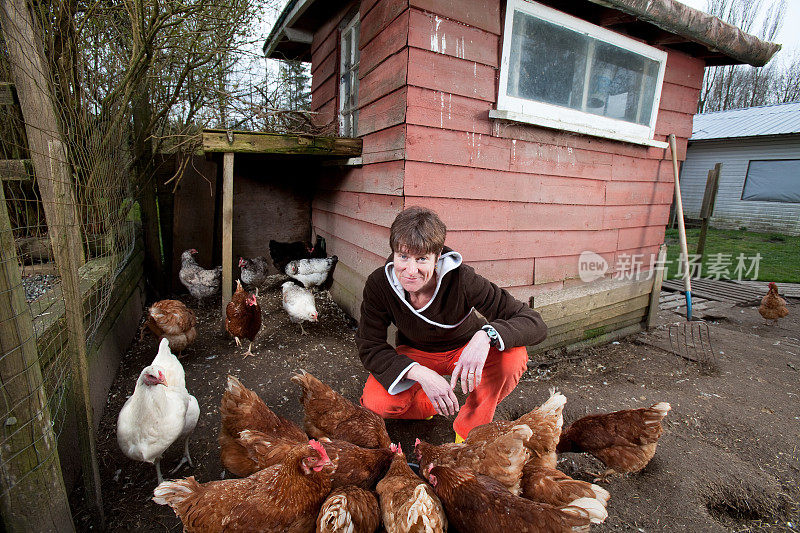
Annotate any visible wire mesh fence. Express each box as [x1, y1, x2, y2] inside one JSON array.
[[0, 0, 139, 527]]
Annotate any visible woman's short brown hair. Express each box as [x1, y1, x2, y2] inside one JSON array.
[[390, 206, 446, 255]]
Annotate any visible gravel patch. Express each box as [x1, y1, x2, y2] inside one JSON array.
[[22, 274, 59, 302]]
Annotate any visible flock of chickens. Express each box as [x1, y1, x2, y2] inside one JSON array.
[[141, 238, 338, 359], [118, 332, 672, 533], [127, 233, 790, 532]]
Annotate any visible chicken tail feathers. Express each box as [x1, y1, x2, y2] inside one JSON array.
[[539, 390, 567, 419], [153, 477, 201, 508], [561, 497, 608, 524], [317, 494, 353, 533], [589, 484, 611, 506], [407, 485, 445, 532], [290, 369, 326, 401], [646, 402, 671, 422]]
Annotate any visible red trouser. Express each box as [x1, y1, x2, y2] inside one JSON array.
[[360, 343, 529, 438]]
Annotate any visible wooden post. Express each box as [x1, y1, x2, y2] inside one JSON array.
[[221, 152, 234, 319], [696, 163, 721, 260], [0, 0, 84, 267], [646, 244, 668, 330], [48, 140, 105, 525], [0, 184, 75, 532], [0, 1, 103, 522]]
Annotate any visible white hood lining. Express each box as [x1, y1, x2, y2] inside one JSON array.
[[384, 251, 474, 329]]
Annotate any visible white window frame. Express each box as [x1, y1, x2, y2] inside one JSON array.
[[491, 0, 669, 148], [339, 13, 360, 137]]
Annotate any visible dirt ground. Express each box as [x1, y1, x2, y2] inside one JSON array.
[[76, 277, 800, 532]]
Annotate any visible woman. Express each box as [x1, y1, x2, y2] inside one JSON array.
[[356, 206, 547, 441]]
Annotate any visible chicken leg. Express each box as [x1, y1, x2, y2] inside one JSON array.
[[155, 458, 164, 485], [242, 342, 255, 358], [170, 437, 194, 475]]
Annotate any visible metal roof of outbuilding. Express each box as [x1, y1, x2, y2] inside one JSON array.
[[690, 102, 800, 141]]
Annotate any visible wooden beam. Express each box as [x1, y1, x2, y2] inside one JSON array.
[[0, 159, 33, 181], [284, 27, 313, 44], [697, 163, 721, 259], [221, 152, 234, 319], [0, 179, 74, 532], [0, 81, 16, 105], [202, 130, 362, 157]]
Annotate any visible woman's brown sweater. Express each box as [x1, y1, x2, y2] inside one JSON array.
[[356, 249, 547, 393]]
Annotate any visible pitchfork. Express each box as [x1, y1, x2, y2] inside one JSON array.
[[667, 134, 715, 374]]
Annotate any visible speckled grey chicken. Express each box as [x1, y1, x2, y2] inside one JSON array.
[[238, 256, 270, 290], [179, 249, 222, 305]]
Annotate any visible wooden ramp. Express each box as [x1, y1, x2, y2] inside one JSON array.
[[661, 278, 766, 305]]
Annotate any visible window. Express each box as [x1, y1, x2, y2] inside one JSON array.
[[742, 159, 800, 203], [492, 0, 668, 147], [339, 13, 360, 137]]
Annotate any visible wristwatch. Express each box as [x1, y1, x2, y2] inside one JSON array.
[[482, 325, 500, 348]]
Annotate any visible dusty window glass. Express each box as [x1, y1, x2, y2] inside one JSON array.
[[507, 9, 660, 126], [339, 15, 360, 137]]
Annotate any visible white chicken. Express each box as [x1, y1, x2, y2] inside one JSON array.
[[282, 280, 318, 334], [285, 256, 338, 290], [117, 349, 199, 484]]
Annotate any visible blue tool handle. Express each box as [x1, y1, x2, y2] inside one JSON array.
[[685, 291, 693, 321]]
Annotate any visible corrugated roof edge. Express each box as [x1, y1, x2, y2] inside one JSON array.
[[690, 102, 800, 140], [590, 0, 780, 67]]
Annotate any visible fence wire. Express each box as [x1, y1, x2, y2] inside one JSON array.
[[0, 0, 138, 520]]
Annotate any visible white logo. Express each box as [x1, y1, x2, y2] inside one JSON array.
[[578, 251, 608, 283]]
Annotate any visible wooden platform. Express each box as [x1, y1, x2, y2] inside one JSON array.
[[661, 278, 766, 305]]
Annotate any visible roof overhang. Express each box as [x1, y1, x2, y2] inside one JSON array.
[[264, 0, 779, 67], [263, 0, 348, 61]]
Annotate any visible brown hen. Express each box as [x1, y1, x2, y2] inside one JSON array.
[[557, 402, 671, 482], [317, 485, 381, 533], [376, 444, 447, 533], [424, 465, 607, 533], [237, 430, 392, 489], [415, 423, 531, 495], [291, 370, 391, 449], [759, 282, 789, 325], [140, 299, 197, 355], [521, 464, 610, 508], [219, 375, 307, 477], [225, 280, 262, 357], [466, 389, 566, 469], [153, 440, 335, 533]]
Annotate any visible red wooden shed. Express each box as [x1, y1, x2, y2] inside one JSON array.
[[264, 0, 778, 351]]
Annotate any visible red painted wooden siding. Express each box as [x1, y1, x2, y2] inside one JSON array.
[[308, 0, 705, 312]]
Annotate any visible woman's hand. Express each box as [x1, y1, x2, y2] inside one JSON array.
[[451, 330, 490, 394], [407, 365, 460, 416]]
